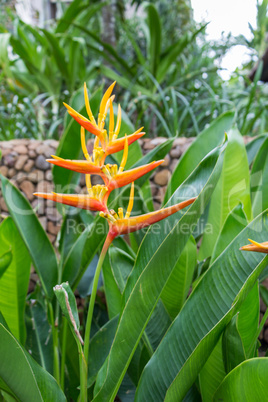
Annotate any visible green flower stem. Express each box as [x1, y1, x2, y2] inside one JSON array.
[[60, 317, 68, 390], [83, 234, 113, 364], [48, 302, 60, 385], [78, 342, 88, 402]]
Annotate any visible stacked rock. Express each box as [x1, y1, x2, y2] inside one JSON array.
[[0, 137, 195, 243]]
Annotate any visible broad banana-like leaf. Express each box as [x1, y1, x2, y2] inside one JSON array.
[[0, 175, 58, 299], [0, 217, 31, 343], [213, 358, 268, 401], [251, 136, 268, 217], [0, 313, 66, 402], [164, 111, 235, 203], [135, 210, 268, 401], [161, 236, 197, 319], [199, 128, 252, 259]]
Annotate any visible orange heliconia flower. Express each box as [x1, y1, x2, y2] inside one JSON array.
[[34, 82, 196, 239], [240, 239, 268, 253]]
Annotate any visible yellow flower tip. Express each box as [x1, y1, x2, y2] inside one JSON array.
[[119, 135, 128, 173], [99, 81, 116, 116], [248, 238, 261, 246], [125, 182, 135, 218]]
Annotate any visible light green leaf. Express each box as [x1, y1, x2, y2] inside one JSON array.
[[199, 128, 252, 259], [0, 175, 58, 299], [199, 339, 226, 402], [161, 236, 197, 319], [145, 3, 162, 77], [0, 249, 12, 280], [251, 136, 268, 217], [135, 211, 268, 401], [222, 315, 246, 373], [211, 203, 247, 263], [25, 299, 53, 374], [92, 140, 227, 401], [213, 358, 268, 401], [0, 314, 66, 402], [0, 217, 31, 343], [164, 111, 235, 203]]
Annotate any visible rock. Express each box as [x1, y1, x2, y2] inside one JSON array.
[[161, 154, 170, 167], [173, 137, 187, 146], [28, 170, 44, 183], [39, 216, 47, 231], [4, 153, 17, 168], [20, 180, 35, 201], [47, 233, 56, 244], [0, 197, 8, 212], [35, 155, 50, 170], [15, 155, 28, 170], [170, 159, 178, 172], [36, 144, 54, 158], [23, 160, 35, 172], [0, 166, 8, 176], [28, 140, 42, 150], [10, 139, 29, 145], [154, 186, 167, 203], [7, 168, 16, 179], [15, 172, 27, 184], [46, 208, 61, 222], [45, 170, 53, 181], [154, 169, 171, 186], [47, 221, 61, 235], [0, 142, 13, 149], [28, 149, 36, 158], [143, 141, 155, 150], [151, 137, 167, 146], [44, 139, 58, 148], [170, 146, 182, 158], [14, 145, 28, 154], [31, 198, 45, 215], [36, 180, 53, 193], [153, 201, 161, 211]]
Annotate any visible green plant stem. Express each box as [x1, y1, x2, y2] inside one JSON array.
[[48, 302, 60, 385], [80, 234, 113, 400], [60, 317, 68, 390], [78, 342, 88, 402]]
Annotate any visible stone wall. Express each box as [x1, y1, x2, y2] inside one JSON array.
[[0, 137, 194, 242]]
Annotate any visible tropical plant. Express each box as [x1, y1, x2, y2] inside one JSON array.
[[0, 81, 268, 401]]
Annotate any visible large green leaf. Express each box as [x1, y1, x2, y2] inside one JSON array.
[[161, 236, 197, 319], [0, 249, 12, 280], [213, 358, 268, 401], [0, 218, 31, 343], [25, 298, 53, 375], [246, 133, 268, 165], [199, 128, 252, 259], [145, 3, 162, 77], [0, 175, 58, 299], [199, 339, 226, 402], [92, 140, 227, 401], [135, 210, 268, 401], [164, 111, 235, 203], [251, 136, 268, 217], [0, 315, 66, 402], [211, 203, 247, 263]]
